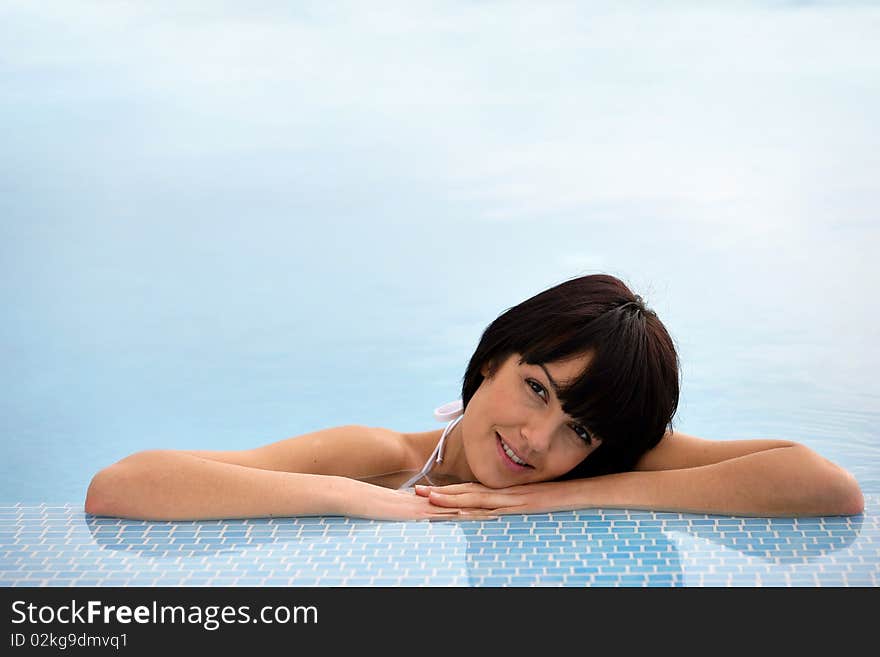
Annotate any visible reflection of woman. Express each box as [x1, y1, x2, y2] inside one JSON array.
[[85, 274, 864, 521]]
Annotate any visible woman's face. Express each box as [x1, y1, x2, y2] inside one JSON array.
[[461, 351, 602, 488]]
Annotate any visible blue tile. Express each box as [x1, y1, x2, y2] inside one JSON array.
[[2, 500, 880, 588]]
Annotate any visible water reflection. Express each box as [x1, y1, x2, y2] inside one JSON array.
[[82, 514, 470, 584], [80, 507, 868, 586], [456, 511, 866, 586]]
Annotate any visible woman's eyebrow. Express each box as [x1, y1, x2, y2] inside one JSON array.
[[539, 363, 592, 437], [538, 364, 562, 398]]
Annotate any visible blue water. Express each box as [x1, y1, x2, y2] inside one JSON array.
[[2, 1, 878, 504]]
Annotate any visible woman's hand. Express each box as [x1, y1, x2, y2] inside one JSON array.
[[340, 479, 499, 521], [415, 482, 571, 516]]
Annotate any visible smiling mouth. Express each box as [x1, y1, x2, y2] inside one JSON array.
[[496, 431, 532, 468]]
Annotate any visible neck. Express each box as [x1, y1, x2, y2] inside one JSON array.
[[432, 418, 475, 484]]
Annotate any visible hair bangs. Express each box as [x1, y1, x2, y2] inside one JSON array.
[[520, 305, 650, 446]]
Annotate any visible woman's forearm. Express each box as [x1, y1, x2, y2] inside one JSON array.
[[559, 445, 864, 517], [84, 450, 351, 520]]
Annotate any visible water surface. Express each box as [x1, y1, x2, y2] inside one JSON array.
[[2, 1, 878, 503]]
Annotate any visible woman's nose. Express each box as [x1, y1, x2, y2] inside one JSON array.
[[522, 415, 555, 453]]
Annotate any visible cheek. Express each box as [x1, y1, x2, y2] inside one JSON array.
[[558, 442, 593, 469], [461, 420, 494, 469]]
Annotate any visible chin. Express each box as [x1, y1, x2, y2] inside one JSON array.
[[469, 466, 507, 489], [477, 466, 527, 489]]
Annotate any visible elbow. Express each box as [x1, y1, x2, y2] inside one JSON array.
[[783, 445, 864, 517], [810, 453, 864, 516], [84, 467, 113, 516], [83, 450, 158, 517], [84, 464, 131, 517], [832, 468, 864, 516]]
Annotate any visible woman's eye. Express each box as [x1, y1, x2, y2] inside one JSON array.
[[526, 379, 547, 401], [527, 379, 592, 445], [571, 425, 592, 444]]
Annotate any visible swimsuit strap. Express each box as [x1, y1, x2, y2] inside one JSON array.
[[398, 399, 464, 489], [433, 399, 464, 423]]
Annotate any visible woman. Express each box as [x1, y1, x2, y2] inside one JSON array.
[[84, 274, 864, 521]]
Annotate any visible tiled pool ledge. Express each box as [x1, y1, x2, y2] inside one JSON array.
[[1, 496, 877, 587]]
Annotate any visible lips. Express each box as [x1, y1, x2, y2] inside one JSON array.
[[495, 431, 532, 470]]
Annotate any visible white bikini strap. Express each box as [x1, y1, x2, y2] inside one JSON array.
[[433, 399, 464, 422], [399, 400, 464, 489]]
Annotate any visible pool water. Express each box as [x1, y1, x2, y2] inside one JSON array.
[[1, 2, 878, 586]]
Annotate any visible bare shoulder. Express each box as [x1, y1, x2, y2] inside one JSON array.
[[372, 426, 444, 471], [633, 429, 797, 471], [178, 424, 419, 479]]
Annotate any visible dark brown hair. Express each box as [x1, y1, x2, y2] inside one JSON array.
[[460, 273, 680, 479]]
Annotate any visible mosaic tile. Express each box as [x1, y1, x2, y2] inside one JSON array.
[[0, 497, 876, 586]]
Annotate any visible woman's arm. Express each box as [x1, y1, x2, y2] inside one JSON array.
[[84, 425, 462, 521], [418, 432, 865, 517], [85, 450, 350, 519]]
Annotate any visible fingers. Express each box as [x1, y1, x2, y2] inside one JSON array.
[[426, 490, 525, 514], [425, 490, 463, 506], [409, 484, 521, 519], [415, 483, 483, 497], [423, 506, 461, 516]]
